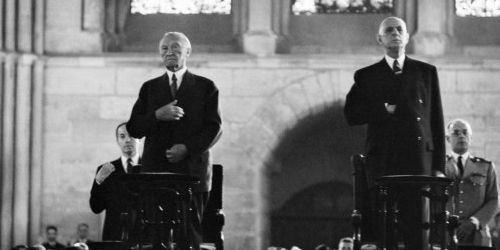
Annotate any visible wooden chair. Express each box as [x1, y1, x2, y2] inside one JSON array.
[[202, 164, 225, 250]]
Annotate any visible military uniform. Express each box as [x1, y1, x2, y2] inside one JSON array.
[[445, 154, 500, 246]]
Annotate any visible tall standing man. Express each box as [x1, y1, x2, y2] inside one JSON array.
[[127, 32, 222, 249], [344, 17, 445, 249], [89, 122, 141, 241], [445, 119, 499, 246]]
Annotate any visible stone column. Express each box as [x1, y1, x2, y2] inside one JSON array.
[[13, 56, 34, 246], [30, 60, 45, 243], [273, 0, 292, 53], [1, 55, 17, 250], [18, 0, 34, 52], [242, 0, 277, 56], [0, 0, 4, 50], [34, 0, 46, 54], [5, 0, 17, 51], [0, 1, 45, 246], [412, 0, 450, 56]]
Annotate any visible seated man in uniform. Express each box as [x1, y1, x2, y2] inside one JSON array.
[[445, 119, 500, 246]]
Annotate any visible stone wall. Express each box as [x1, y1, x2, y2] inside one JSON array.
[[40, 53, 500, 249]]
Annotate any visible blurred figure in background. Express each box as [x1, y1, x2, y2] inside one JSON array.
[[490, 213, 500, 249], [42, 226, 65, 250], [28, 246, 46, 250], [67, 223, 93, 245], [71, 242, 88, 250], [338, 237, 353, 250], [11, 245, 28, 250], [314, 243, 331, 250]]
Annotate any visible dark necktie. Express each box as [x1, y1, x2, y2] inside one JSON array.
[[457, 156, 464, 178], [393, 60, 402, 75], [126, 158, 133, 174], [171, 74, 178, 98]]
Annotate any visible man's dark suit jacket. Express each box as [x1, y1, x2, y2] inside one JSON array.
[[344, 56, 445, 186], [127, 71, 222, 192], [89, 158, 136, 241]]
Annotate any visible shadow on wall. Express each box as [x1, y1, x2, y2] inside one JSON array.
[[269, 100, 366, 249]]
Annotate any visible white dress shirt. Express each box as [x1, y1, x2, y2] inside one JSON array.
[[165, 66, 187, 90], [384, 54, 405, 71], [121, 154, 140, 173], [451, 151, 470, 169]]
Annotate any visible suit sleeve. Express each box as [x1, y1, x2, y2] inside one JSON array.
[[89, 166, 108, 214], [344, 71, 392, 126], [127, 82, 159, 139], [430, 66, 446, 173], [474, 162, 500, 226], [184, 82, 222, 156]]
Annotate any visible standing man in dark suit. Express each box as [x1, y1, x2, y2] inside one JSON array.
[[344, 17, 445, 249], [126, 32, 222, 250], [89, 122, 140, 241]]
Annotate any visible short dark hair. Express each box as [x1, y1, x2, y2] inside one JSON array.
[[46, 225, 58, 232], [115, 122, 128, 139]]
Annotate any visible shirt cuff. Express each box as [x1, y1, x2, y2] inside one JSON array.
[[469, 216, 480, 230]]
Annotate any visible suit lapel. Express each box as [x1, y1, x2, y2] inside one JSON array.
[[401, 56, 417, 83], [112, 158, 125, 175], [176, 71, 194, 99], [161, 73, 175, 101], [377, 58, 394, 77]]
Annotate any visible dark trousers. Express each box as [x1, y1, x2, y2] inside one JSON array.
[[188, 191, 210, 250]]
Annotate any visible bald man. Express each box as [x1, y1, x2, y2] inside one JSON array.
[[445, 119, 499, 246], [127, 32, 222, 249], [344, 17, 445, 249]]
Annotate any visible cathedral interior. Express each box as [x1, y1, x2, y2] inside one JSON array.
[[1, 0, 500, 249]]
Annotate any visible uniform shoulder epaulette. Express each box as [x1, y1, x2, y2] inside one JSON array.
[[471, 156, 492, 164]]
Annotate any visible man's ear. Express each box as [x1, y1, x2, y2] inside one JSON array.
[[186, 47, 191, 57], [445, 135, 450, 143], [376, 34, 382, 45]]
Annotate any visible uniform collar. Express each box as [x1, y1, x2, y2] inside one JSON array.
[[384, 54, 405, 71], [451, 151, 470, 166]]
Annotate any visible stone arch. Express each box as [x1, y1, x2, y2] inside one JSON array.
[[233, 70, 365, 248]]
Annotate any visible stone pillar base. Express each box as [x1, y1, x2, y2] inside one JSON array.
[[412, 31, 449, 56], [242, 30, 277, 56]]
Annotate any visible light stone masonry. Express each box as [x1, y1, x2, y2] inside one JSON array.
[[40, 54, 500, 249]]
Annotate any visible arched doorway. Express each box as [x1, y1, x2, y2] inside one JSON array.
[[269, 102, 365, 249]]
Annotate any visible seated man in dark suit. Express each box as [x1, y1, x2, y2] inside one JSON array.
[[42, 225, 65, 250], [89, 122, 140, 241]]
